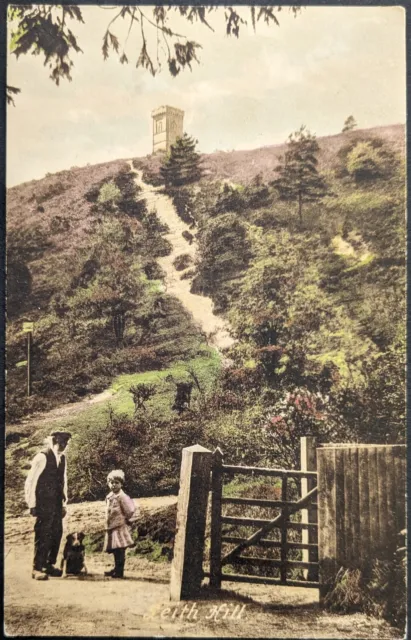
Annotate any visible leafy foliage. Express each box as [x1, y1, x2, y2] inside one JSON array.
[[8, 5, 84, 85], [192, 212, 252, 313], [6, 165, 204, 422], [6, 85, 21, 106], [324, 531, 406, 630], [6, 128, 405, 577], [160, 134, 203, 187], [273, 126, 328, 222], [342, 115, 357, 133], [8, 6, 301, 101], [346, 140, 398, 183], [97, 181, 121, 208]]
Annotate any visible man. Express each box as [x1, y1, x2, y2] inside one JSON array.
[[25, 431, 71, 580]]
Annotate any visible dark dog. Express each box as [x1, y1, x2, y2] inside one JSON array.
[[61, 532, 87, 577]]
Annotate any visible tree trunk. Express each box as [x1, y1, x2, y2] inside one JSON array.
[[298, 192, 303, 224], [113, 311, 126, 347]]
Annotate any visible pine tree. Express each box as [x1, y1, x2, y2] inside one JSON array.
[[342, 115, 357, 132], [273, 126, 328, 223], [160, 133, 203, 187]]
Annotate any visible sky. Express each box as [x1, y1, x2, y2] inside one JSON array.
[[7, 5, 406, 187]]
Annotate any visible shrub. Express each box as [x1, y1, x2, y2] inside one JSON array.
[[323, 541, 406, 630], [36, 179, 68, 203], [346, 141, 396, 183], [182, 230, 194, 244], [50, 215, 70, 234], [172, 254, 192, 271], [144, 261, 165, 280], [335, 135, 398, 182], [85, 503, 177, 562], [168, 187, 196, 227], [97, 181, 121, 208], [142, 168, 164, 187], [180, 268, 196, 280], [143, 210, 169, 235]]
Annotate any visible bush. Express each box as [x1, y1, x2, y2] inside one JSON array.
[[68, 408, 205, 502], [143, 210, 169, 235], [168, 187, 196, 227], [182, 230, 194, 244], [172, 254, 193, 271], [142, 168, 164, 187], [346, 141, 396, 183], [50, 215, 70, 234], [180, 268, 196, 280], [85, 503, 177, 562], [144, 261, 165, 281], [97, 181, 121, 208], [323, 536, 406, 630], [35, 179, 68, 204], [335, 135, 398, 182]]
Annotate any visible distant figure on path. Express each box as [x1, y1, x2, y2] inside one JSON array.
[[25, 431, 72, 580], [104, 470, 137, 579]]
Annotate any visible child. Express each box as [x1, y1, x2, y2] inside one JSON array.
[[104, 470, 137, 578]]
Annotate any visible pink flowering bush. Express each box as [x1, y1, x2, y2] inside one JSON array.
[[261, 387, 343, 467]]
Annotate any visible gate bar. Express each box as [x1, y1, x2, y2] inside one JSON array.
[[203, 572, 320, 589], [222, 465, 317, 478], [221, 497, 314, 508], [232, 557, 318, 570], [221, 536, 318, 551], [222, 486, 318, 565], [221, 516, 318, 528]]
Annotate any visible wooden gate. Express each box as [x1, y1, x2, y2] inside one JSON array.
[[205, 445, 319, 589]]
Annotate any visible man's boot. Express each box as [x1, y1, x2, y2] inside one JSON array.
[[45, 564, 63, 577], [32, 569, 48, 580]]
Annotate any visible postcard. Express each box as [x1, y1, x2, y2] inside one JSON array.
[[5, 4, 406, 638]]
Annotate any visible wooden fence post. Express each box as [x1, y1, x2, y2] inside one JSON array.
[[170, 444, 213, 601], [280, 475, 288, 583], [210, 447, 223, 589], [300, 436, 318, 581]]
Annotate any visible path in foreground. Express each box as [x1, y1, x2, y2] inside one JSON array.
[[5, 499, 399, 639]]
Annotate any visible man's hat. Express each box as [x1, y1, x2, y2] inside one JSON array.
[[51, 431, 72, 442]]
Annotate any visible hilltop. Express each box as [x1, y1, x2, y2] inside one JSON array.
[[8, 124, 404, 202], [133, 124, 405, 185]]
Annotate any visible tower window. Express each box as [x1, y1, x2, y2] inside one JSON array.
[[157, 121, 163, 133]]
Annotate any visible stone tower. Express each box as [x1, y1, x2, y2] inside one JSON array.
[[151, 106, 184, 154]]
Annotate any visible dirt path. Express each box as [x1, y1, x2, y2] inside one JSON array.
[[130, 163, 234, 352], [8, 389, 117, 438], [5, 497, 400, 638]]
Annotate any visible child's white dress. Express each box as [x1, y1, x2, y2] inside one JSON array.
[[104, 489, 136, 552]]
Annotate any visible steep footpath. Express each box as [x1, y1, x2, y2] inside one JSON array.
[[129, 162, 234, 352]]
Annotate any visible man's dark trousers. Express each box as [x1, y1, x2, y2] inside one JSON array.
[[31, 448, 66, 571], [33, 504, 63, 571]]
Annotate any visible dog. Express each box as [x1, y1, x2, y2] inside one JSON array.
[[61, 532, 88, 577]]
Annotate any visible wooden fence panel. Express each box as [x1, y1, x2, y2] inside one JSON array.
[[318, 444, 406, 601]]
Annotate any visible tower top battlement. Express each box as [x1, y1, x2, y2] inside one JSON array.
[[151, 105, 184, 154], [151, 105, 184, 118]]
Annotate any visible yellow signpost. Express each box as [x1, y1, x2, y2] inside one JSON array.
[[22, 321, 34, 396]]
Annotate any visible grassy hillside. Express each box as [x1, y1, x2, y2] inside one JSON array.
[[6, 160, 206, 423], [6, 123, 405, 513]]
